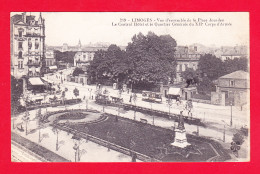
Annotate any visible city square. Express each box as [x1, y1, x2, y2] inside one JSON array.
[[11, 12, 249, 162]]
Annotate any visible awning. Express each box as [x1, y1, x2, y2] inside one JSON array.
[[28, 77, 44, 85], [49, 65, 58, 70], [168, 87, 181, 95]]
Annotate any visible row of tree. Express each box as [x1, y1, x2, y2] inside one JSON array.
[[87, 32, 177, 89]]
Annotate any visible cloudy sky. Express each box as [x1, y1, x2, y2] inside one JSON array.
[[12, 12, 249, 47]]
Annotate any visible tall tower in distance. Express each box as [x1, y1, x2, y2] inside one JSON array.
[[78, 39, 82, 51]]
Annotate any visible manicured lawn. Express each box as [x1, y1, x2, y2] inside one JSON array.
[[58, 112, 229, 161]]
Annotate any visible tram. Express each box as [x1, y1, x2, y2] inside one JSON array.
[[142, 91, 162, 103]]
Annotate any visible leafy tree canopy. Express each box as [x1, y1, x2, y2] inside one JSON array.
[[198, 54, 225, 81], [54, 50, 77, 64], [11, 76, 23, 114], [73, 67, 84, 76], [126, 32, 177, 84]]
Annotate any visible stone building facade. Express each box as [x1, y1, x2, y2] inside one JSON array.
[[174, 46, 201, 83], [11, 12, 46, 79], [215, 70, 249, 106]]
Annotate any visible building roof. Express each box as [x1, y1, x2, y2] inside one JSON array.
[[168, 88, 181, 95], [49, 66, 58, 70], [219, 70, 249, 80], [28, 77, 45, 85], [81, 47, 108, 52]]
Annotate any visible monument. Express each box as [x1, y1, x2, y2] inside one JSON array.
[[171, 111, 190, 148]]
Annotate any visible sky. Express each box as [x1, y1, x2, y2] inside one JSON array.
[[12, 12, 249, 47]]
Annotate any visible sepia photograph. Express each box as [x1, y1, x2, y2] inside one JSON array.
[[10, 12, 250, 162]]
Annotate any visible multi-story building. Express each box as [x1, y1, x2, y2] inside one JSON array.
[[11, 12, 45, 79], [220, 45, 248, 61], [216, 70, 249, 106], [74, 47, 108, 68], [174, 46, 201, 83], [45, 51, 57, 72]]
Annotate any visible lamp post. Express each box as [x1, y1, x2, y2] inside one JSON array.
[[221, 120, 229, 142], [22, 110, 30, 136], [132, 93, 137, 120], [230, 101, 233, 126], [12, 118, 16, 130], [150, 102, 154, 125], [86, 98, 88, 110], [88, 89, 92, 100], [73, 143, 78, 162], [166, 98, 173, 118]]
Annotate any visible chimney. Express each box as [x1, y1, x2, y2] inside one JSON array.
[[22, 12, 27, 23]]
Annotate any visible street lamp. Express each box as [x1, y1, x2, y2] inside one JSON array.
[[150, 102, 154, 125], [88, 88, 92, 100], [22, 110, 30, 136], [230, 101, 233, 126], [221, 120, 229, 142], [132, 93, 137, 120], [166, 98, 173, 118], [12, 118, 16, 130], [73, 143, 79, 162]]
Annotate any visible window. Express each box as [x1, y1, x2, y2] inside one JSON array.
[[18, 30, 23, 37], [180, 64, 182, 72], [28, 38, 32, 49], [18, 42, 23, 49], [29, 71, 33, 76], [230, 80, 235, 87], [83, 55, 86, 59], [18, 61, 23, 69], [35, 39, 39, 49], [18, 51, 22, 58]]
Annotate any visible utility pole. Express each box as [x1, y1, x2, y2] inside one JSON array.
[[230, 101, 233, 126], [223, 124, 226, 142]]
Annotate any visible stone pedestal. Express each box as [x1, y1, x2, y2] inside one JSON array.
[[171, 111, 190, 148], [171, 128, 190, 148]]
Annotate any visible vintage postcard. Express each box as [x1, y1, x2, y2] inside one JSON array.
[[11, 12, 249, 162]]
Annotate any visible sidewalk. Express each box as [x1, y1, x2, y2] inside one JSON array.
[[11, 132, 69, 162]]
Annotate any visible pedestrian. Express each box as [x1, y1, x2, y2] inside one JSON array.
[[176, 97, 180, 106], [129, 95, 132, 103]]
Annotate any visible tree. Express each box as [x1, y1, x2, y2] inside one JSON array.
[[54, 50, 76, 64], [11, 76, 23, 114], [52, 124, 60, 151], [197, 76, 215, 95], [126, 32, 177, 86], [181, 68, 199, 87], [73, 88, 79, 98], [198, 54, 225, 81], [87, 45, 128, 85], [72, 67, 84, 77], [87, 32, 178, 88], [223, 57, 248, 74]]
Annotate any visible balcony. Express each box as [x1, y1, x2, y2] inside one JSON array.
[[28, 61, 41, 66]]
